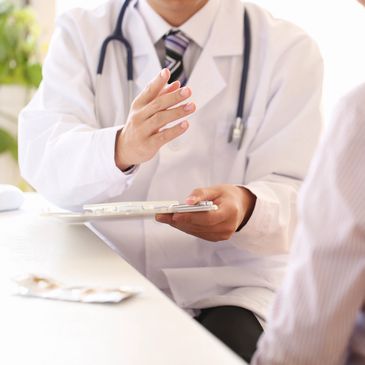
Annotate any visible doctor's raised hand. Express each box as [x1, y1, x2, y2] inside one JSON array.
[[156, 185, 257, 242], [115, 68, 196, 171]]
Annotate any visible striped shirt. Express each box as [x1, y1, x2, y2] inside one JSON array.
[[252, 84, 365, 364]]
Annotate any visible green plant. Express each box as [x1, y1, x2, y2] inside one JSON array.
[[0, 126, 17, 159], [0, 0, 42, 161]]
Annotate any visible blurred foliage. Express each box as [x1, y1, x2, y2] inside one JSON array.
[[0, 0, 42, 162], [0, 0, 42, 87], [0, 127, 17, 160]]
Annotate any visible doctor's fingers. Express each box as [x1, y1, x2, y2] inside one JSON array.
[[156, 214, 234, 241], [168, 223, 235, 242], [149, 120, 189, 149], [185, 187, 222, 205], [171, 210, 226, 227], [133, 69, 170, 108], [139, 86, 192, 120], [146, 102, 196, 135], [158, 80, 180, 96]]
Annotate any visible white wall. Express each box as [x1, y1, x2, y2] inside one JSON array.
[[250, 0, 365, 120], [56, 0, 106, 13], [56, 0, 365, 120], [32, 0, 56, 57]]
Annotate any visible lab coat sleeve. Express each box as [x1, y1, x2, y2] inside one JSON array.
[[18, 12, 133, 210], [231, 34, 324, 254]]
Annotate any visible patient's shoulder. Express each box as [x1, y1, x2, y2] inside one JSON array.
[[338, 83, 365, 115]]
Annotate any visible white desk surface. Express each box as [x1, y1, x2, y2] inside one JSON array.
[[0, 193, 246, 365]]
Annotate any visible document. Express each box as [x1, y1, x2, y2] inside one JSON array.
[[43, 200, 218, 223]]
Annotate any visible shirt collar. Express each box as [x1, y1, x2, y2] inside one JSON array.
[[137, 0, 220, 48]]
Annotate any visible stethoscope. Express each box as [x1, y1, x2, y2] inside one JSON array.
[[97, 0, 251, 150]]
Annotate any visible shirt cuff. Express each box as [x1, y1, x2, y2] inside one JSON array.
[[235, 183, 274, 236], [229, 182, 285, 254], [122, 164, 139, 175]]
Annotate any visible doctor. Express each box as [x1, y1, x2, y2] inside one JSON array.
[[19, 0, 323, 361]]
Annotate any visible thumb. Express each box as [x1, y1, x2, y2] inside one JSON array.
[[185, 187, 220, 205]]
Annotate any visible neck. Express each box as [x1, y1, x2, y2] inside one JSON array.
[[147, 0, 209, 27]]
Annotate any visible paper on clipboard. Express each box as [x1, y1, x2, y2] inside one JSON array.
[[43, 200, 218, 224]]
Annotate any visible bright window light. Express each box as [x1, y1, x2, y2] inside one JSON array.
[[251, 0, 365, 121]]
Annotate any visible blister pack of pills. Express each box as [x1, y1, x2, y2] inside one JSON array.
[[13, 274, 140, 304]]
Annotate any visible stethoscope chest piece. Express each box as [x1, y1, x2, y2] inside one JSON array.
[[228, 117, 246, 150], [228, 10, 251, 150]]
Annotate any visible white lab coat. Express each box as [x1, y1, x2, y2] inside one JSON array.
[[19, 0, 323, 321]]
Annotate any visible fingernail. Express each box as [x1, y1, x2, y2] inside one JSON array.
[[160, 68, 169, 78], [156, 214, 167, 223], [184, 102, 195, 112], [179, 87, 190, 97], [186, 196, 197, 204], [180, 121, 189, 130]]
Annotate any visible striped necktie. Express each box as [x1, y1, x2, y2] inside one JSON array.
[[163, 30, 190, 86]]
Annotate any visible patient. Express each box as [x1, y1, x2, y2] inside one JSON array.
[[251, 0, 365, 363]]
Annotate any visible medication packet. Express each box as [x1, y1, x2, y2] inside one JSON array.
[[13, 274, 140, 304]]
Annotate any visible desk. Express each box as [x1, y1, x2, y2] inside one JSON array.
[[0, 194, 246, 365]]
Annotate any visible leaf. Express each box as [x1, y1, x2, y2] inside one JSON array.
[[0, 2, 13, 17], [0, 127, 17, 161], [0, 1, 42, 88], [25, 62, 42, 87]]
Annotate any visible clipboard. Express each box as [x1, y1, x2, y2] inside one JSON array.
[[43, 200, 218, 224]]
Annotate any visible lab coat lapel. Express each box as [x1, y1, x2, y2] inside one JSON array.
[[134, 53, 161, 93], [186, 0, 243, 112], [124, 0, 244, 104], [186, 49, 226, 112]]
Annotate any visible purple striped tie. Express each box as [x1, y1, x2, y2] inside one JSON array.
[[163, 30, 190, 86]]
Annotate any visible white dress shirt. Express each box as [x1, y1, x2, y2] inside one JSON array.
[[137, 0, 220, 78], [252, 83, 365, 364]]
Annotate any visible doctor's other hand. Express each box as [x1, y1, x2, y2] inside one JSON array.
[[156, 185, 257, 242], [115, 68, 196, 171]]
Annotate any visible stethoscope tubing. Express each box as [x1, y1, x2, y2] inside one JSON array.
[[96, 0, 251, 150], [97, 0, 133, 80]]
